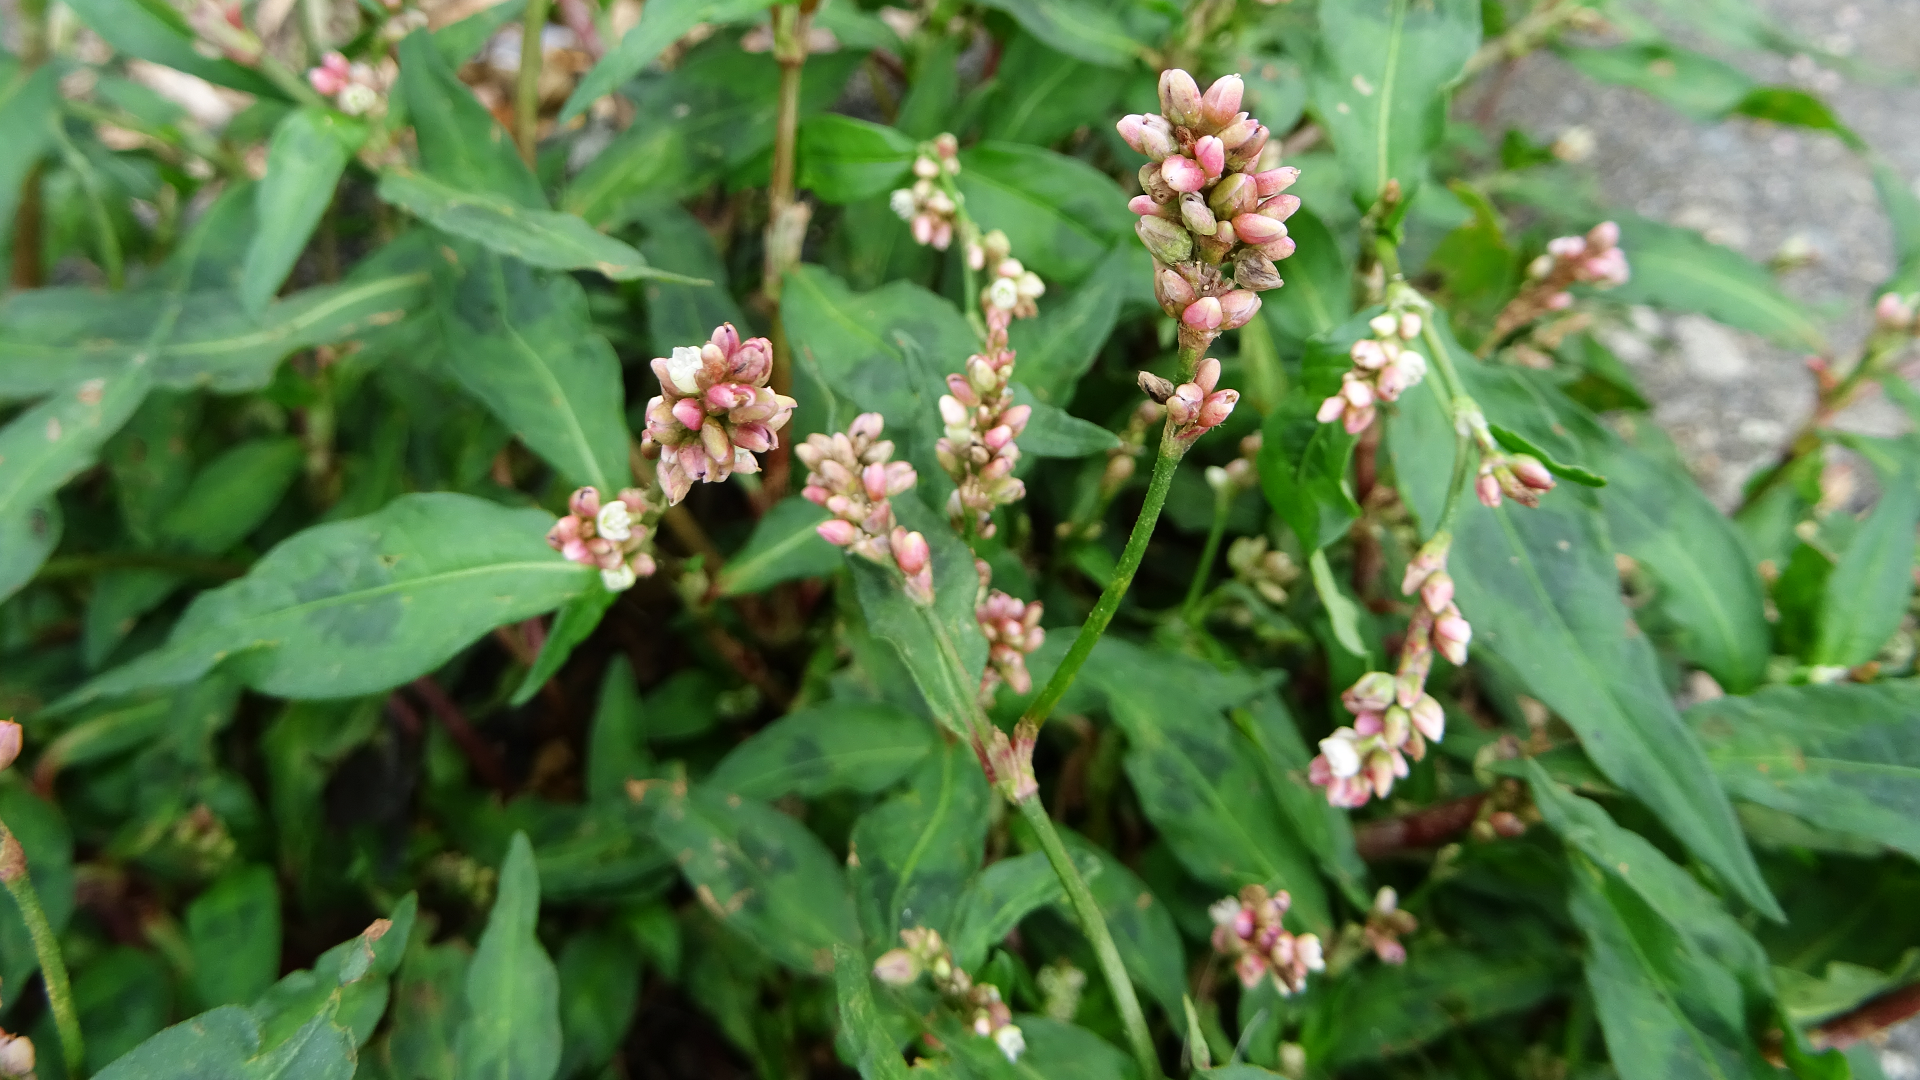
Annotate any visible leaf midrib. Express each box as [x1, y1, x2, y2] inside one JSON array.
[[486, 263, 612, 493]]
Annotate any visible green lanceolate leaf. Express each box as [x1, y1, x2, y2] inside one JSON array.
[[1011, 385, 1123, 457], [397, 30, 544, 207], [380, 170, 688, 282], [948, 851, 1061, 970], [557, 928, 642, 1079], [1310, 0, 1481, 204], [560, 0, 781, 122], [91, 1005, 261, 1080], [1533, 767, 1778, 1080], [849, 742, 990, 947], [1308, 944, 1566, 1064], [1487, 424, 1605, 486], [0, 366, 153, 601], [707, 700, 934, 799], [979, 33, 1133, 145], [63, 493, 595, 708], [1259, 310, 1370, 551], [646, 784, 859, 974], [509, 586, 618, 707], [187, 864, 284, 1008], [1260, 207, 1352, 349], [584, 656, 651, 802], [1689, 681, 1920, 859], [797, 115, 919, 204], [1610, 217, 1825, 350], [832, 945, 913, 1080], [1593, 431, 1768, 692], [454, 832, 562, 1080], [432, 246, 634, 493], [1082, 639, 1331, 934], [1388, 366, 1781, 921], [62, 0, 275, 96], [956, 143, 1134, 285], [1813, 447, 1919, 667], [241, 109, 366, 313], [0, 64, 59, 233], [716, 495, 842, 597], [638, 199, 747, 358], [1009, 246, 1141, 406], [970, 0, 1143, 67]]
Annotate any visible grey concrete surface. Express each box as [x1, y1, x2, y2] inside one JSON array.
[[1479, 0, 1920, 508]]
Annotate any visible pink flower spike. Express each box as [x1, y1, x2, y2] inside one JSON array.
[[1162, 156, 1207, 193]]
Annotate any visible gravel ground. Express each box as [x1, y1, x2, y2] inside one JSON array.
[[1478, 0, 1920, 508], [1484, 0, 1920, 1064]]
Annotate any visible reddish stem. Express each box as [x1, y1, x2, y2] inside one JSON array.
[[1354, 794, 1488, 860], [409, 678, 511, 792]]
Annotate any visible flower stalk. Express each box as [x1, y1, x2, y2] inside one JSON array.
[[513, 0, 554, 164], [0, 725, 79, 1077]]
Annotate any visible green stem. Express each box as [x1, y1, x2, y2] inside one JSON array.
[[514, 0, 553, 165], [1020, 419, 1186, 729], [1182, 485, 1230, 620], [1741, 332, 1906, 509], [1420, 320, 1480, 535], [0, 825, 82, 1075], [1015, 797, 1161, 1080]]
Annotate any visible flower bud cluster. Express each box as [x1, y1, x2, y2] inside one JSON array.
[[1316, 308, 1428, 436], [873, 928, 1026, 1063], [1362, 887, 1417, 965], [1466, 414, 1556, 509], [890, 134, 962, 250], [937, 314, 1033, 537], [547, 486, 657, 592], [1489, 221, 1630, 346], [641, 324, 796, 506], [1227, 534, 1298, 606], [1142, 357, 1238, 442], [971, 230, 1045, 320], [1118, 69, 1300, 353], [1208, 885, 1325, 996], [977, 588, 1045, 699], [1310, 535, 1464, 808], [1877, 291, 1918, 335], [308, 51, 392, 116], [800, 414, 933, 604]]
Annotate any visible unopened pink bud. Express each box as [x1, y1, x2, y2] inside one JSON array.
[[1258, 235, 1297, 260], [1161, 155, 1207, 193], [873, 948, 922, 986], [893, 529, 930, 575], [1476, 471, 1502, 507], [1434, 610, 1471, 665], [1159, 68, 1203, 127], [1410, 694, 1445, 742], [1316, 395, 1346, 424], [1875, 292, 1914, 329], [1001, 404, 1031, 434], [1588, 220, 1619, 249], [672, 397, 706, 430], [1116, 114, 1148, 154], [817, 519, 861, 547], [1194, 136, 1226, 179], [1201, 74, 1244, 127], [1183, 296, 1224, 330], [1129, 194, 1166, 216], [1194, 357, 1221, 393], [1253, 167, 1300, 197], [1258, 193, 1301, 222], [1219, 290, 1261, 330], [1420, 571, 1453, 613], [1232, 213, 1287, 244], [1511, 454, 1555, 491], [862, 462, 890, 501], [1197, 389, 1238, 429], [569, 487, 601, 518], [0, 720, 21, 771], [850, 412, 886, 441]]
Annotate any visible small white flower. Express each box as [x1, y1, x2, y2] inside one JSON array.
[[664, 346, 705, 395], [1319, 734, 1362, 779], [1297, 933, 1325, 972], [1016, 271, 1045, 299], [337, 83, 379, 116], [889, 188, 917, 220], [1208, 897, 1243, 927], [600, 563, 637, 592], [992, 1024, 1026, 1063], [988, 276, 1020, 311], [596, 500, 633, 542]]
